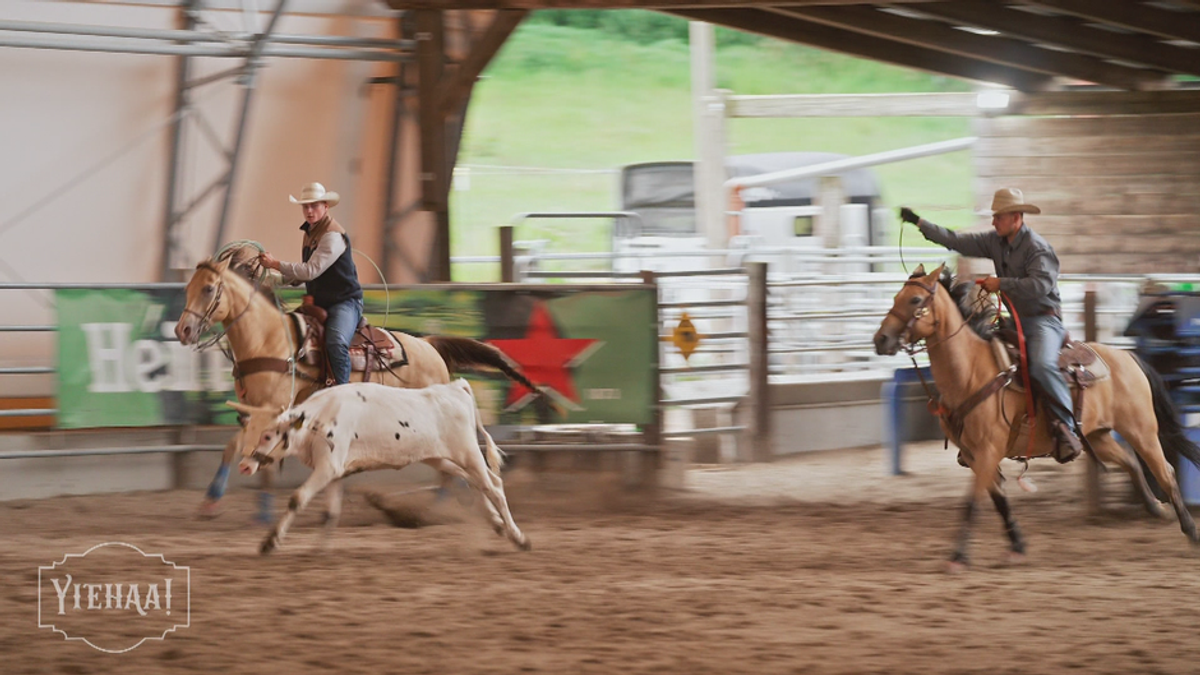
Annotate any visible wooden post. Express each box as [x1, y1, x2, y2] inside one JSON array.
[[415, 10, 451, 281], [747, 262, 771, 462], [499, 225, 514, 283], [1084, 287, 1102, 515]]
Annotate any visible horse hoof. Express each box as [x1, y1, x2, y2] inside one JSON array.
[[517, 538, 532, 552], [196, 500, 222, 520], [260, 536, 277, 556]]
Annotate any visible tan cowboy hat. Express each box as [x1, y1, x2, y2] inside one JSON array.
[[289, 182, 340, 207], [987, 187, 1040, 215]]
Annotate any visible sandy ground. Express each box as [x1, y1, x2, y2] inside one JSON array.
[[3, 441, 1199, 675]]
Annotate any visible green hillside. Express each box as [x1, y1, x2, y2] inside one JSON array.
[[453, 16, 979, 280]]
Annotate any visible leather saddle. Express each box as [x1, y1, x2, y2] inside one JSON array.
[[990, 330, 1111, 392], [292, 299, 406, 380]]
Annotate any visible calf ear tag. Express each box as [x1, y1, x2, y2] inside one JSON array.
[[292, 411, 306, 430]]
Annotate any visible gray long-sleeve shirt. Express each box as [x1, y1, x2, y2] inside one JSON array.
[[916, 219, 1062, 319]]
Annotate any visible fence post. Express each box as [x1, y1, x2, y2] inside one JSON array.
[[499, 225, 514, 283], [747, 262, 771, 462], [635, 270, 662, 490], [1084, 287, 1102, 515]]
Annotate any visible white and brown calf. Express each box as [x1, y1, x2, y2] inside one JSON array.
[[237, 379, 529, 554]]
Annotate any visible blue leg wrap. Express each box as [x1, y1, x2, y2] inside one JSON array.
[[257, 490, 274, 525], [205, 464, 231, 501]]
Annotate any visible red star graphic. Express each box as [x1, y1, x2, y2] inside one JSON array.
[[488, 302, 598, 408]]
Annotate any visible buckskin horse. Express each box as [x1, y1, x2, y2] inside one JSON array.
[[174, 253, 543, 519], [874, 263, 1200, 569]]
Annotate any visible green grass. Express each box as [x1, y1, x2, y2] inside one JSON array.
[[452, 21, 979, 280]]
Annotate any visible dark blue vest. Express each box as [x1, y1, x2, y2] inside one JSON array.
[[301, 226, 362, 309]]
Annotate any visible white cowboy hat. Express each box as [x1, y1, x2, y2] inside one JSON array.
[[289, 182, 340, 207], [987, 187, 1040, 215]]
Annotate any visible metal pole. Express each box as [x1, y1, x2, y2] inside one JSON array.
[[160, 0, 197, 280], [727, 136, 977, 191], [212, 0, 289, 253], [689, 21, 726, 251], [641, 270, 662, 449], [0, 19, 414, 50]]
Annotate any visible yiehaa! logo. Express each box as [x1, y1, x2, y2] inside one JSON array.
[[38, 542, 190, 653]]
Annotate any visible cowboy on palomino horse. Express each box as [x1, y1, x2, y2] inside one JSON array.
[[260, 181, 361, 387], [900, 188, 1085, 464], [174, 182, 548, 521]]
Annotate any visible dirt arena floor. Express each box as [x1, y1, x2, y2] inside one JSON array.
[[3, 441, 1200, 674]]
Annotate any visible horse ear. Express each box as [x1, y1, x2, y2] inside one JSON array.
[[930, 263, 946, 279], [213, 255, 231, 274], [912, 263, 926, 277]]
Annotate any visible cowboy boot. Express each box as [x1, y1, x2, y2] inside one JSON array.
[[1050, 420, 1083, 464]]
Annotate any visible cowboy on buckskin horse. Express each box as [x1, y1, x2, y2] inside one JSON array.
[[899, 187, 1084, 463], [259, 181, 362, 386]]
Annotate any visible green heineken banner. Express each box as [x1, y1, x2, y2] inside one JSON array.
[[56, 289, 240, 429], [56, 286, 657, 429]]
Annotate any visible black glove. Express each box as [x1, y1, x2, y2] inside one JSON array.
[[899, 207, 920, 225]]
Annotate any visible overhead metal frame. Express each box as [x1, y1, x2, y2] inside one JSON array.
[[0, 1, 417, 281]]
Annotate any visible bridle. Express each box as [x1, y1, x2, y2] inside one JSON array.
[[886, 277, 941, 351], [183, 260, 260, 351]]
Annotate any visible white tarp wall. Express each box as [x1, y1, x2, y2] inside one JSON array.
[[1, 0, 403, 396]]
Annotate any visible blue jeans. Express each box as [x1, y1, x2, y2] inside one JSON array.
[[1023, 313, 1074, 428], [324, 297, 363, 385]]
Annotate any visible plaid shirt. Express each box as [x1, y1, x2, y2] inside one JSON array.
[[917, 219, 1062, 319]]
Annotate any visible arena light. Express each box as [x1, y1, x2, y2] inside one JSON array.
[[976, 90, 1011, 111]]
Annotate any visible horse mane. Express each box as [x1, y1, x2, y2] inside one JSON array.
[[213, 245, 281, 304], [946, 275, 1007, 339], [908, 265, 1001, 339]]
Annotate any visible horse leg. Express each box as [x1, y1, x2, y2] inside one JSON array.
[[988, 480, 1026, 562], [949, 448, 1003, 571], [256, 466, 275, 525], [1088, 430, 1169, 520], [1120, 429, 1199, 543], [197, 429, 243, 518], [261, 460, 339, 555], [434, 471, 475, 507]]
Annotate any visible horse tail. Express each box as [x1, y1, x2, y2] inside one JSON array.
[[1133, 353, 1200, 468], [425, 336, 562, 416]]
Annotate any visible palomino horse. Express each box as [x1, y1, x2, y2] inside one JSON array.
[[874, 264, 1200, 568], [174, 255, 543, 519]]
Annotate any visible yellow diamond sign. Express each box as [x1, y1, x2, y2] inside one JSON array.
[[672, 313, 701, 361]]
